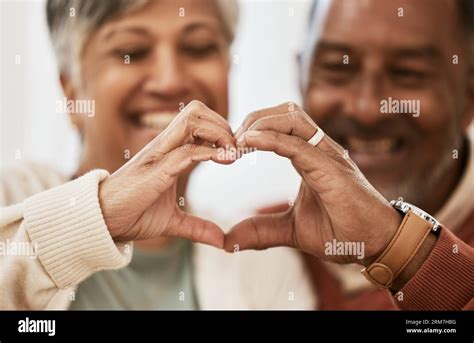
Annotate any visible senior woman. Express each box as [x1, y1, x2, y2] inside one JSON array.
[[0, 0, 314, 310]]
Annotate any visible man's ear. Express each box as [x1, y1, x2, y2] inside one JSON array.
[[60, 73, 84, 135]]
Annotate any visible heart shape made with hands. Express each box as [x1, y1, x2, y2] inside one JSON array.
[[186, 101, 399, 265], [220, 102, 323, 254], [178, 101, 333, 257], [103, 100, 398, 265]]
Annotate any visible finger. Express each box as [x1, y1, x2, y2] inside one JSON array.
[[224, 212, 293, 252], [159, 115, 235, 152], [141, 100, 234, 156], [246, 112, 317, 143], [240, 130, 307, 160], [239, 107, 346, 158], [138, 144, 235, 195], [238, 130, 341, 176], [182, 100, 233, 133], [235, 101, 302, 139], [159, 144, 236, 178], [257, 202, 291, 214], [166, 208, 225, 249], [135, 114, 235, 166], [176, 100, 233, 136]]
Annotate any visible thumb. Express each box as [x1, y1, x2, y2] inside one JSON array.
[[166, 207, 225, 249], [224, 212, 294, 252]]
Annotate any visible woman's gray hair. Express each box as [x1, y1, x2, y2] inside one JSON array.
[[46, 0, 239, 84]]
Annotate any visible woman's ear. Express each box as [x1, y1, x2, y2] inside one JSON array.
[[60, 73, 85, 136]]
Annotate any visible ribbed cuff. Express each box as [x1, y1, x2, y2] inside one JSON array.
[[395, 227, 474, 310], [23, 169, 132, 289]]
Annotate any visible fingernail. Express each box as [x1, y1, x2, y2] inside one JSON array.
[[234, 126, 244, 139], [237, 134, 246, 146], [244, 130, 261, 137]]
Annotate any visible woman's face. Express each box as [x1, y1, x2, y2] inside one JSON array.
[[67, 0, 230, 174]]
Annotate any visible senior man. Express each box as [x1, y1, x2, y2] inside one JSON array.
[[226, 0, 474, 310]]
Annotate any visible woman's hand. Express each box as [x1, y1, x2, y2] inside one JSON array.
[[99, 100, 236, 248], [226, 102, 403, 264]]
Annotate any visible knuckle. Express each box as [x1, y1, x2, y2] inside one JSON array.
[[268, 130, 280, 141], [297, 111, 310, 123], [284, 101, 301, 112], [192, 224, 206, 243], [182, 143, 197, 154], [139, 152, 163, 169], [294, 136, 309, 150], [188, 99, 205, 111], [248, 117, 264, 130], [287, 111, 300, 125], [244, 111, 259, 125], [181, 113, 197, 130]]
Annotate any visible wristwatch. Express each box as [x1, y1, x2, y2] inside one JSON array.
[[361, 199, 440, 288], [390, 199, 441, 233]]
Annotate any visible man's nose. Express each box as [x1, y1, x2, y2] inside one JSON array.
[[344, 72, 385, 126], [142, 47, 189, 100]]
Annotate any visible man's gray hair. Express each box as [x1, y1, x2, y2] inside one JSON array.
[[46, 0, 239, 84]]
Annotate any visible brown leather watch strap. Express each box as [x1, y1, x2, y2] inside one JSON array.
[[361, 211, 433, 288]]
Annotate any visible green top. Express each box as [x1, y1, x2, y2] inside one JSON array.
[[69, 239, 198, 310]]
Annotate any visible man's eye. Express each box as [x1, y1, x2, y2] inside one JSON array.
[[316, 62, 355, 85], [390, 68, 429, 86], [182, 44, 218, 58]]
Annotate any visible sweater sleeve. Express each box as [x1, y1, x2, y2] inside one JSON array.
[[393, 227, 474, 310], [0, 170, 132, 309]]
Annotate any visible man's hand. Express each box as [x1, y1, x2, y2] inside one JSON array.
[[226, 102, 403, 265]]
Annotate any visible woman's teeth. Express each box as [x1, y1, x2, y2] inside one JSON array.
[[347, 137, 399, 154], [139, 112, 177, 131]]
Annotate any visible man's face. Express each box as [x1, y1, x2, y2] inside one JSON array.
[[302, 0, 473, 206]]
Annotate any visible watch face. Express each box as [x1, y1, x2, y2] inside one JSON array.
[[390, 200, 409, 213], [391, 200, 441, 233]]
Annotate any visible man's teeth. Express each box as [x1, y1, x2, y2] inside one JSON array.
[[139, 112, 177, 130], [347, 137, 398, 154]]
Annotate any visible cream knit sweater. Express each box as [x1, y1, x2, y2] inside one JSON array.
[[0, 163, 131, 309]]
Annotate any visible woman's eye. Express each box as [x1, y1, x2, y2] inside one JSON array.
[[182, 44, 219, 58], [113, 48, 150, 60], [321, 62, 350, 71]]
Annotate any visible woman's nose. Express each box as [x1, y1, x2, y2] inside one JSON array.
[[142, 48, 190, 99]]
